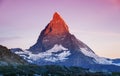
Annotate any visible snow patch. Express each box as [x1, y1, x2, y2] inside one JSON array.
[[44, 51, 71, 62], [46, 44, 68, 53]]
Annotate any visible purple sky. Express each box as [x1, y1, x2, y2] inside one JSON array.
[[0, 0, 120, 58]]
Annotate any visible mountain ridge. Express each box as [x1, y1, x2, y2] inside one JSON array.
[[0, 45, 28, 66]]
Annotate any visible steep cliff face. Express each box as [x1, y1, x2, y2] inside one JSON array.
[[29, 12, 94, 54], [0, 45, 28, 66]]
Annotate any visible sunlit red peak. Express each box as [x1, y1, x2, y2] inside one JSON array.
[[44, 12, 69, 35]]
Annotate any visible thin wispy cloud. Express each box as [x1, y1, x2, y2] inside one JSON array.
[[0, 36, 21, 42]]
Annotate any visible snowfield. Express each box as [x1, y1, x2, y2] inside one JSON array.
[[15, 44, 71, 63], [14, 44, 120, 66]]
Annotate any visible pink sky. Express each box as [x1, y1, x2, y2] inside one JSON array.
[[0, 0, 120, 58]]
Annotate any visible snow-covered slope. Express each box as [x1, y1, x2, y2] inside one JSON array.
[[13, 44, 120, 66], [14, 44, 71, 63], [80, 48, 112, 64], [80, 48, 120, 66]]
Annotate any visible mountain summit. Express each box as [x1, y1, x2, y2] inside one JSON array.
[[43, 12, 69, 35]]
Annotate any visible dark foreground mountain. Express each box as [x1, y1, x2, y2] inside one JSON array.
[[11, 12, 120, 72], [0, 45, 28, 66]]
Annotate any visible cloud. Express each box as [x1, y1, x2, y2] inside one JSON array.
[[0, 36, 21, 42]]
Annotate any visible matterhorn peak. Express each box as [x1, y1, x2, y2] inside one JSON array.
[[44, 12, 69, 35], [11, 12, 120, 72]]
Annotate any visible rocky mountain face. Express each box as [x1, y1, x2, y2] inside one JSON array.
[[29, 12, 69, 52], [0, 45, 28, 66], [29, 12, 95, 54]]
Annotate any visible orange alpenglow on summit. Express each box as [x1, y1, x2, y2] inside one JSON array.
[[44, 12, 69, 35]]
